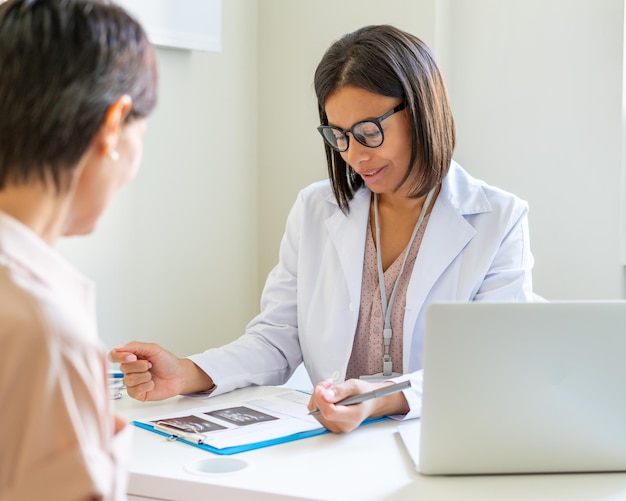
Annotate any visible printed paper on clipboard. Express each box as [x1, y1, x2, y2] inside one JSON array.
[[133, 388, 388, 455], [133, 389, 328, 455]]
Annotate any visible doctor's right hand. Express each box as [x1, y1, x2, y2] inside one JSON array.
[[108, 341, 213, 402]]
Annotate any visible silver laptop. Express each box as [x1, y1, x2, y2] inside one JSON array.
[[405, 301, 626, 475]]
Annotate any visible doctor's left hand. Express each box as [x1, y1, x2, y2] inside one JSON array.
[[308, 378, 410, 433], [307, 378, 379, 433]]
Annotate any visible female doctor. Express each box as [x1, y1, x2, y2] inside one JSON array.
[[111, 25, 534, 433]]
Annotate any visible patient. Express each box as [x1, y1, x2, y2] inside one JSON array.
[[0, 1, 158, 499]]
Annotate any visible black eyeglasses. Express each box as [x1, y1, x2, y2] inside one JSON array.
[[317, 101, 407, 152]]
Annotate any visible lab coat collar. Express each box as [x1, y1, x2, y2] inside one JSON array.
[[324, 186, 370, 323], [402, 162, 492, 367], [405, 162, 487, 310], [324, 161, 493, 348], [441, 160, 493, 216]]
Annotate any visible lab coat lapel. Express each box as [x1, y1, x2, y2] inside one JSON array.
[[325, 188, 370, 326], [406, 197, 476, 311], [403, 165, 490, 344]]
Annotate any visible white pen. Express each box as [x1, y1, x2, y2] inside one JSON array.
[[154, 423, 205, 445], [308, 379, 412, 416]]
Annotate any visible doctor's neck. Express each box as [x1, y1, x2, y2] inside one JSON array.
[[374, 185, 440, 214]]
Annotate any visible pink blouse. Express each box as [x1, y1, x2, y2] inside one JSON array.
[[0, 211, 130, 500], [346, 213, 431, 379]]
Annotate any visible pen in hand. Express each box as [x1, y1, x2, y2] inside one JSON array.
[[308, 380, 412, 416]]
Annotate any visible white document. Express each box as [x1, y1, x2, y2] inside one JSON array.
[[135, 389, 323, 451]]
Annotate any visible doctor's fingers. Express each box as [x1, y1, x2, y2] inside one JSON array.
[[314, 405, 364, 434], [122, 362, 154, 388], [125, 378, 155, 402], [108, 348, 137, 364], [118, 358, 152, 376]]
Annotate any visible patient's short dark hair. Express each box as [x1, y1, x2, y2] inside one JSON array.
[[0, 0, 159, 191]]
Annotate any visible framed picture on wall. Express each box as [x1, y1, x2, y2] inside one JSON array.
[[115, 0, 221, 52]]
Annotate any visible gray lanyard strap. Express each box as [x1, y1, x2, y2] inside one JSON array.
[[374, 187, 436, 376]]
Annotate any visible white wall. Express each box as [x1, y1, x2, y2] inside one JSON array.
[[258, 0, 626, 301], [59, 0, 626, 359], [58, 0, 260, 356], [256, 0, 439, 288], [435, 0, 625, 299]]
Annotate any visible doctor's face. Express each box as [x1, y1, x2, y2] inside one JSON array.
[[323, 86, 413, 196]]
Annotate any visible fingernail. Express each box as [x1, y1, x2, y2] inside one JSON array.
[[124, 354, 137, 362], [147, 361, 153, 369]]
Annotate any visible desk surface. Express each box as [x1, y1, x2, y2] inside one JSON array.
[[116, 386, 626, 501]]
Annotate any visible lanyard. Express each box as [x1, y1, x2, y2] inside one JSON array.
[[373, 187, 436, 376]]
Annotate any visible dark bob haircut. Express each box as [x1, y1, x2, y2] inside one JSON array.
[[314, 25, 455, 213], [0, 0, 158, 192]]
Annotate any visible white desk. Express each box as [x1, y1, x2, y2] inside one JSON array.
[[116, 386, 626, 501]]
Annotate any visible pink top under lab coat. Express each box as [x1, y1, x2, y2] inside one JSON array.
[[0, 211, 130, 501]]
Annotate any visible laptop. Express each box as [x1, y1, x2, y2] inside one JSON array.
[[400, 301, 626, 475]]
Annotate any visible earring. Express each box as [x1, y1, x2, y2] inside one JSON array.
[[109, 150, 120, 161]]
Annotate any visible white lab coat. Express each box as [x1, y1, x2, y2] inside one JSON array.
[[189, 161, 534, 419]]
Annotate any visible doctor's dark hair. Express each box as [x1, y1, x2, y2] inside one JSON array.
[[314, 25, 455, 213], [0, 0, 158, 192]]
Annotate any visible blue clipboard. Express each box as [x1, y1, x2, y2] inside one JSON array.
[[133, 416, 389, 455]]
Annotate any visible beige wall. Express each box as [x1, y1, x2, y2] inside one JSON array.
[[258, 0, 626, 300], [256, 0, 439, 287], [59, 0, 260, 356], [436, 0, 625, 299], [60, 0, 626, 358]]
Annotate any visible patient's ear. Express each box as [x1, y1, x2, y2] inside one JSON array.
[[99, 95, 133, 159]]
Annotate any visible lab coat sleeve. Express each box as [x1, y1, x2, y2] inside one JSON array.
[[385, 371, 424, 421], [473, 198, 534, 301]]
